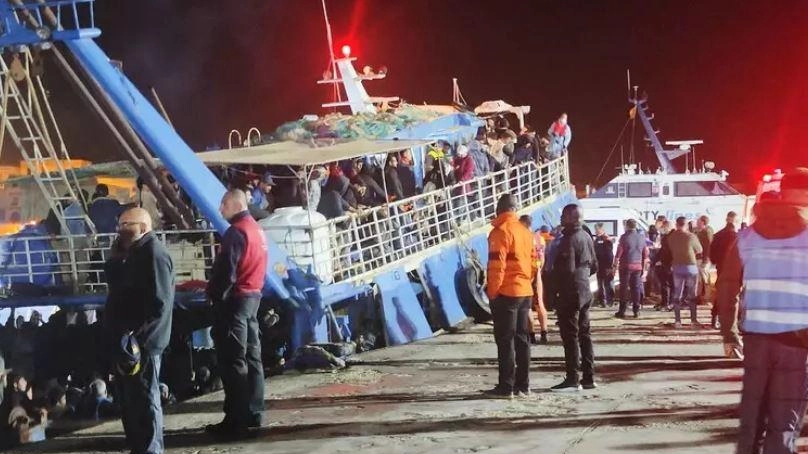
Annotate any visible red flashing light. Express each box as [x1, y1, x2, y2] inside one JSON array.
[[341, 45, 351, 58]]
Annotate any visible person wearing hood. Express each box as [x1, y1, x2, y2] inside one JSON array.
[[717, 168, 808, 453], [551, 204, 598, 392], [547, 113, 572, 159], [354, 160, 386, 205], [484, 195, 537, 398], [103, 207, 174, 454]]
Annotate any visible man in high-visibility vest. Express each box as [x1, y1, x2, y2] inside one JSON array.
[[717, 167, 808, 453]]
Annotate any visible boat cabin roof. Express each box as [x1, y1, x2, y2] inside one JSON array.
[[195, 138, 433, 167]]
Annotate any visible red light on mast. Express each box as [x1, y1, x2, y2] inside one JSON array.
[[341, 45, 351, 58]]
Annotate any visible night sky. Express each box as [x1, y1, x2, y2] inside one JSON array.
[[19, 0, 808, 187]]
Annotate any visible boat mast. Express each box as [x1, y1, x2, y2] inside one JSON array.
[[321, 0, 341, 109], [629, 89, 687, 173]]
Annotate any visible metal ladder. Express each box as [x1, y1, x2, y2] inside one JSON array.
[[0, 49, 95, 236]]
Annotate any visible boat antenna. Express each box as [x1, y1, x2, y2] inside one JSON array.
[[626, 69, 638, 165], [321, 0, 341, 109], [626, 69, 632, 99], [620, 145, 625, 171]]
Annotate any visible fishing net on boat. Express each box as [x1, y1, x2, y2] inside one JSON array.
[[274, 104, 444, 142]]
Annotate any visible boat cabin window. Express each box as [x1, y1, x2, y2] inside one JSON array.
[[662, 185, 670, 196], [627, 182, 653, 198], [589, 183, 618, 198], [674, 181, 740, 197]]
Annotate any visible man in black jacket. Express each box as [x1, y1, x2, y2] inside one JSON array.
[[593, 223, 614, 308], [709, 211, 738, 328], [104, 207, 174, 454], [551, 204, 598, 392]]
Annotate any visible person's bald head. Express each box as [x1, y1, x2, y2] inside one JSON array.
[[117, 207, 153, 244], [220, 188, 249, 221]]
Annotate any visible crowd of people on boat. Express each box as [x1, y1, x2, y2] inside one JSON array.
[[214, 113, 572, 226]]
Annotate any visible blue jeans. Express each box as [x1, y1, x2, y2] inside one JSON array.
[[120, 354, 163, 454], [737, 335, 808, 454], [618, 269, 643, 315], [672, 265, 698, 323]]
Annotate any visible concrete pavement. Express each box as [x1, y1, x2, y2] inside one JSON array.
[[24, 306, 755, 454]]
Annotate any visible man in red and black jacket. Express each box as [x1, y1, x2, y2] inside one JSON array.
[[206, 189, 268, 439]]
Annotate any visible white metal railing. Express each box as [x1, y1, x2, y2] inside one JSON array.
[[0, 230, 218, 295], [264, 155, 570, 284]]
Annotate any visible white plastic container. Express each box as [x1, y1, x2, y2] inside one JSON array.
[[260, 207, 334, 284]]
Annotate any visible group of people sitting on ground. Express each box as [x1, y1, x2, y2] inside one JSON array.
[[0, 307, 225, 448]]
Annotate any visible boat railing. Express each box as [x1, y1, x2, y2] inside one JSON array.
[[263, 154, 570, 284], [0, 230, 218, 295]]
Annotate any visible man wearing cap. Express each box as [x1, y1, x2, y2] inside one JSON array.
[[717, 168, 808, 452], [104, 207, 174, 454], [485, 194, 538, 398], [251, 173, 276, 213], [206, 189, 268, 438]]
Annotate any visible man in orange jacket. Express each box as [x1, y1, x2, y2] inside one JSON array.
[[485, 194, 538, 398]]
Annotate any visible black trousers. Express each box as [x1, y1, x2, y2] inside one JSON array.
[[213, 294, 265, 427], [655, 266, 673, 307], [119, 354, 163, 454], [557, 300, 595, 381], [491, 296, 531, 391]]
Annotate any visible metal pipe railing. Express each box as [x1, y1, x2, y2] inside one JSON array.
[[264, 155, 570, 284]]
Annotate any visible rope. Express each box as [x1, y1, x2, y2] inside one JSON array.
[[594, 118, 631, 187]]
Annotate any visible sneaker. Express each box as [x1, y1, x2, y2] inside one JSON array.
[[515, 388, 532, 398], [673, 321, 683, 329], [614, 313, 626, 319], [529, 333, 539, 345], [539, 332, 548, 345], [691, 321, 704, 330], [581, 380, 598, 390], [632, 312, 640, 319], [482, 386, 514, 399], [550, 379, 582, 393], [247, 413, 263, 429]]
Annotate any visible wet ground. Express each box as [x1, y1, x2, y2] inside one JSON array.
[[22, 306, 758, 454]]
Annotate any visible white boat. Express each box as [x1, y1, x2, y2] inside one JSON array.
[[580, 90, 753, 226]]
